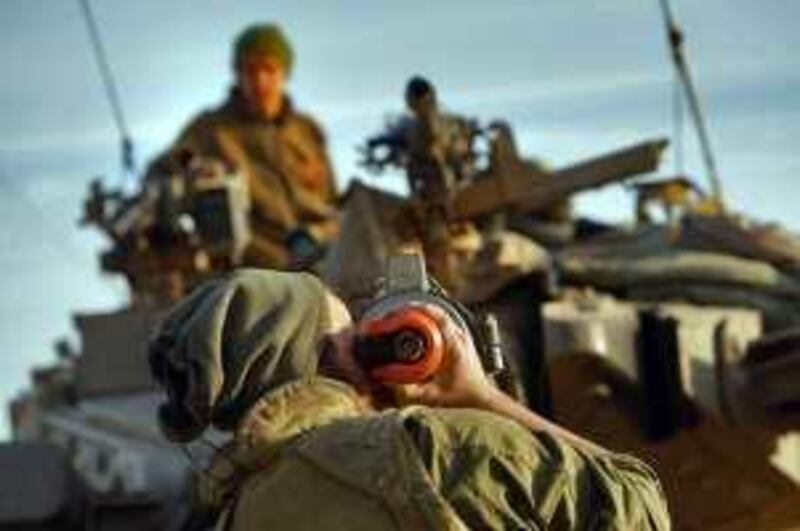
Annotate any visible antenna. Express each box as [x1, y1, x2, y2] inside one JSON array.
[[78, 0, 137, 180], [657, 0, 724, 206]]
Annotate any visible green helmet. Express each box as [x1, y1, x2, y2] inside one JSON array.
[[233, 24, 294, 76]]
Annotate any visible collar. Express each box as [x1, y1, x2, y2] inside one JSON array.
[[199, 378, 367, 509], [237, 377, 366, 446], [225, 87, 294, 125]]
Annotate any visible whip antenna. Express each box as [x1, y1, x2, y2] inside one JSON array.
[[78, 0, 136, 179], [657, 0, 724, 205]]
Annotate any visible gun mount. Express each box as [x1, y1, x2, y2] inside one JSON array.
[[361, 89, 668, 227], [82, 153, 250, 304], [359, 81, 668, 292]]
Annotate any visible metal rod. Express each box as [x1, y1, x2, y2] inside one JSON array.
[[78, 0, 136, 175], [657, 0, 724, 205]]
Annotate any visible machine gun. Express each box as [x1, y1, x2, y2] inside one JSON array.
[[357, 79, 668, 292], [81, 152, 250, 304], [361, 77, 483, 206], [360, 80, 667, 228], [360, 118, 413, 174], [361, 115, 483, 184]]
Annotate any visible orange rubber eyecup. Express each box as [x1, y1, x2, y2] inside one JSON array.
[[360, 307, 445, 384]]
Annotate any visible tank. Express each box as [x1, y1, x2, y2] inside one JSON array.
[[5, 82, 800, 531]]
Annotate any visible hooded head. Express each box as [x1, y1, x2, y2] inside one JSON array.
[[149, 269, 339, 442]]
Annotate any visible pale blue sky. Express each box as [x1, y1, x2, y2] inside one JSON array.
[[0, 0, 798, 437]]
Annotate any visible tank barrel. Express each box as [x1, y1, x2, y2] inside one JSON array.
[[450, 137, 668, 220]]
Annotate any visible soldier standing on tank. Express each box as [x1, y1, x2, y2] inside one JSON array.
[[367, 76, 478, 202], [147, 24, 338, 269], [365, 77, 482, 288]]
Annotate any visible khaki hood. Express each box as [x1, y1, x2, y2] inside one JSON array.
[[149, 268, 331, 442]]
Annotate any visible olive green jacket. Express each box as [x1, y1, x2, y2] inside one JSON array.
[[201, 378, 670, 530], [148, 90, 338, 268]]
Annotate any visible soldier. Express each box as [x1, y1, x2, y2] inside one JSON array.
[[362, 78, 487, 291], [147, 24, 338, 269], [150, 269, 670, 529], [366, 76, 479, 200]]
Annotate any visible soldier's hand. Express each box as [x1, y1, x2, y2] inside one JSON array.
[[393, 304, 494, 409]]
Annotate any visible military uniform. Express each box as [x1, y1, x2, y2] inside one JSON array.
[[148, 90, 338, 268], [149, 270, 670, 530], [202, 378, 670, 530]]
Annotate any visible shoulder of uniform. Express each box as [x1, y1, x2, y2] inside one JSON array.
[[144, 102, 227, 176], [172, 103, 226, 139], [400, 405, 541, 459], [186, 88, 248, 126], [192, 100, 237, 126]]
